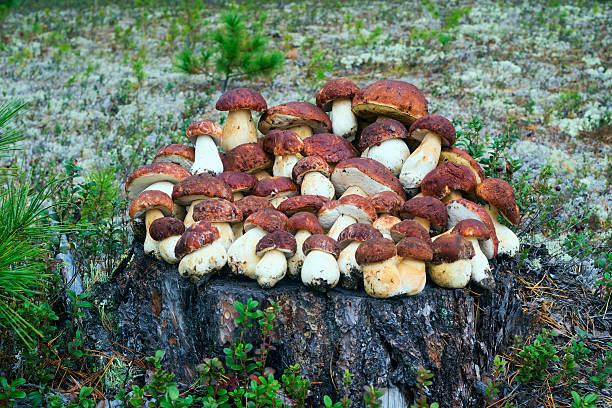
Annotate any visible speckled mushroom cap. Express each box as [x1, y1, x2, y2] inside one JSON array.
[[337, 223, 383, 250], [129, 190, 174, 219], [431, 233, 475, 263], [351, 80, 428, 125], [243, 209, 288, 233], [475, 178, 520, 225], [439, 147, 485, 184], [331, 157, 407, 199], [172, 173, 233, 205], [125, 163, 191, 200], [318, 195, 377, 230], [369, 191, 405, 216], [286, 212, 324, 234], [174, 221, 220, 259], [192, 198, 242, 223], [396, 237, 433, 261], [185, 120, 223, 145], [234, 196, 274, 218], [292, 156, 331, 184], [355, 237, 397, 265], [258, 102, 332, 135], [216, 171, 258, 194], [409, 115, 456, 146], [400, 196, 447, 231], [358, 119, 408, 151], [447, 198, 499, 257], [150, 217, 185, 241], [215, 88, 267, 112], [222, 142, 272, 173], [302, 133, 358, 164], [452, 219, 490, 240], [252, 176, 298, 198], [277, 195, 331, 216], [421, 162, 477, 199], [262, 129, 304, 156], [302, 234, 340, 258], [316, 78, 360, 111], [153, 144, 196, 170], [256, 230, 297, 257], [389, 220, 431, 244]]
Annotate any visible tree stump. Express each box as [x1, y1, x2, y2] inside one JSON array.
[[86, 243, 526, 408]]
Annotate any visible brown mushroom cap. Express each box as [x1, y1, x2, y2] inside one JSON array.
[[252, 176, 298, 198], [332, 157, 406, 199], [286, 212, 324, 234], [150, 217, 185, 241], [222, 141, 272, 173], [215, 88, 267, 112], [475, 178, 520, 225], [262, 129, 304, 156], [302, 133, 358, 164], [317, 195, 377, 230], [447, 198, 499, 257], [440, 147, 485, 184], [397, 237, 433, 261], [292, 155, 331, 184], [400, 196, 447, 230], [409, 115, 456, 146], [129, 190, 174, 219], [234, 196, 274, 218], [316, 78, 360, 111], [192, 198, 242, 223], [172, 173, 233, 205], [337, 223, 383, 250], [369, 191, 405, 216], [302, 234, 340, 258], [352, 80, 428, 125], [153, 144, 196, 165], [431, 233, 475, 263], [244, 209, 288, 233], [277, 195, 330, 216], [355, 237, 397, 265], [216, 171, 258, 193], [389, 220, 431, 244], [256, 230, 297, 257], [258, 102, 332, 135], [185, 120, 223, 145], [174, 221, 220, 259], [125, 163, 191, 200], [421, 162, 477, 199], [452, 219, 490, 240], [358, 119, 408, 151]]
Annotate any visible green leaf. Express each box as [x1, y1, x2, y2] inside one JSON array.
[[323, 395, 332, 408], [168, 386, 179, 401]]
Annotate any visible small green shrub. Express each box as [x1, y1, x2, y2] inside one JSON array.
[[175, 45, 212, 75], [411, 367, 439, 408], [516, 329, 559, 383]]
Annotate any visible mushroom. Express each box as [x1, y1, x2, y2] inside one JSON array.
[[318, 194, 377, 240], [399, 196, 447, 234], [185, 120, 224, 176], [390, 220, 431, 244], [302, 132, 358, 165], [428, 233, 475, 289], [475, 178, 521, 257], [421, 161, 477, 203], [356, 237, 402, 298], [172, 173, 233, 227], [452, 219, 495, 290], [292, 156, 335, 200], [152, 144, 195, 171], [262, 129, 304, 178], [216, 171, 257, 201], [277, 194, 331, 216], [286, 212, 324, 279], [215, 88, 267, 152], [252, 176, 299, 208], [316, 77, 360, 141], [258, 101, 332, 140], [255, 230, 297, 288], [369, 191, 405, 239], [149, 217, 185, 264], [352, 80, 428, 125], [221, 141, 273, 180], [192, 198, 242, 250], [446, 198, 499, 259], [233, 195, 274, 239], [175, 221, 227, 282], [337, 223, 383, 290], [125, 162, 190, 200], [399, 115, 456, 191], [227, 209, 287, 280], [129, 190, 174, 258], [439, 147, 485, 185], [331, 157, 407, 200], [396, 237, 433, 295], [300, 234, 341, 292], [359, 119, 410, 176], [372, 215, 402, 240]]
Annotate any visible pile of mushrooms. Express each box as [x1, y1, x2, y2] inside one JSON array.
[[125, 80, 521, 298]]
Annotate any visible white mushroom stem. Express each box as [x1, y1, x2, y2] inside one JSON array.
[[397, 257, 426, 295], [231, 222, 244, 240], [483, 204, 520, 256], [232, 192, 244, 201], [288, 125, 313, 140], [441, 191, 462, 204], [273, 154, 301, 178], [184, 199, 205, 227], [362, 258, 403, 298], [178, 240, 227, 282], [158, 236, 181, 264], [144, 209, 164, 257], [301, 172, 335, 199], [327, 215, 357, 240], [399, 132, 442, 190], [330, 98, 358, 141], [287, 229, 311, 279], [222, 109, 257, 151], [465, 237, 495, 289], [144, 181, 174, 196], [428, 259, 472, 289], [301, 250, 340, 290], [212, 222, 234, 250], [373, 215, 401, 240], [269, 195, 293, 208], [362, 139, 410, 176], [191, 135, 224, 176], [412, 216, 430, 231], [341, 186, 367, 198], [253, 170, 272, 180], [227, 227, 267, 279], [338, 241, 361, 288], [255, 250, 287, 288]]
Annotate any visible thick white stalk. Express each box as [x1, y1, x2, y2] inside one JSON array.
[[191, 135, 223, 176], [184, 199, 205, 227], [301, 250, 340, 290], [362, 258, 402, 298], [413, 216, 430, 232], [222, 109, 257, 151], [288, 125, 312, 140], [227, 227, 267, 279], [144, 181, 174, 196], [338, 241, 361, 289], [331, 98, 358, 141], [212, 222, 234, 250], [428, 259, 471, 289], [178, 240, 227, 281], [232, 191, 244, 201], [399, 132, 442, 190], [273, 154, 301, 178], [301, 172, 335, 199], [255, 250, 287, 288], [287, 229, 311, 279], [362, 138, 410, 176], [253, 170, 272, 180], [397, 257, 426, 295], [483, 204, 520, 257], [466, 237, 495, 289], [158, 235, 181, 264], [327, 214, 356, 240], [441, 190, 462, 204], [341, 185, 367, 198], [144, 209, 164, 258]]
